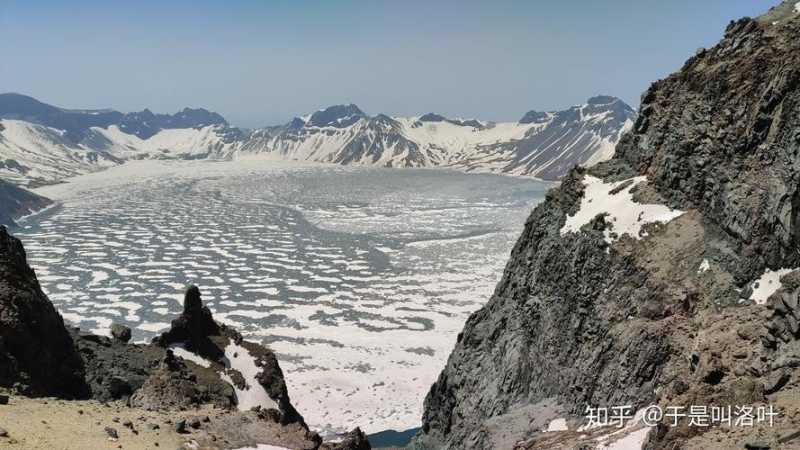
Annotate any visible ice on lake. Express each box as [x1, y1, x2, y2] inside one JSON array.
[[15, 160, 551, 434]]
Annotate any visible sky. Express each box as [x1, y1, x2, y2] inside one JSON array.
[[0, 0, 778, 128]]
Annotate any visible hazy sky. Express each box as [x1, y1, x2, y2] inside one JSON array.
[[0, 0, 777, 127]]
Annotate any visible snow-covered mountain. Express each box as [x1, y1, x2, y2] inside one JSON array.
[[0, 94, 635, 186]]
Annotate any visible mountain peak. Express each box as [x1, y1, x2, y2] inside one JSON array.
[[0, 92, 61, 117], [586, 95, 621, 105], [419, 113, 448, 123], [306, 104, 366, 128], [518, 110, 550, 124]]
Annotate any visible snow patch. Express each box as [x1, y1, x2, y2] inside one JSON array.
[[698, 259, 710, 274], [561, 175, 685, 244], [169, 344, 212, 368], [546, 418, 569, 432], [750, 268, 796, 305], [221, 342, 278, 411]]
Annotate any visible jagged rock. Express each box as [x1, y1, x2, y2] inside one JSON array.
[[155, 285, 222, 361], [0, 225, 88, 398], [110, 324, 132, 343], [154, 286, 304, 425]]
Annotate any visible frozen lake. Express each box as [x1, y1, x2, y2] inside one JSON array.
[[14, 160, 550, 434]]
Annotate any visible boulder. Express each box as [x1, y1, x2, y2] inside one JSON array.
[[110, 324, 131, 343]]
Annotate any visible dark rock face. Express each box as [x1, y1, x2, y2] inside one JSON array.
[[615, 11, 800, 278], [414, 3, 800, 449], [0, 180, 52, 227], [71, 328, 165, 403], [0, 226, 87, 397]]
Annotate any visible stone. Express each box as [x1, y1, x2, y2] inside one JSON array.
[[174, 420, 187, 434], [0, 395, 8, 405], [0, 427, 7, 438], [764, 369, 790, 395], [104, 427, 119, 440], [110, 324, 132, 343]]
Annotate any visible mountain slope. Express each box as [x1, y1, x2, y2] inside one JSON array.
[[0, 179, 53, 227], [0, 95, 634, 185], [0, 119, 121, 186], [413, 2, 800, 449]]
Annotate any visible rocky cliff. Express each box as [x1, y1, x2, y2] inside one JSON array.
[[413, 2, 800, 449], [0, 225, 87, 398]]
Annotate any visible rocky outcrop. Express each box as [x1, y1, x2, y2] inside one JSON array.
[[0, 227, 371, 449], [413, 2, 800, 449], [320, 427, 371, 450], [128, 349, 236, 410], [154, 285, 304, 425], [0, 225, 87, 397]]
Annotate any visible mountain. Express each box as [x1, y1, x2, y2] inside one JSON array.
[[0, 93, 227, 142], [242, 99, 634, 177], [412, 2, 800, 449], [0, 95, 634, 186], [0, 179, 53, 227]]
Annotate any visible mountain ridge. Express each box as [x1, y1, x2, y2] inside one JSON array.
[[0, 94, 635, 186]]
